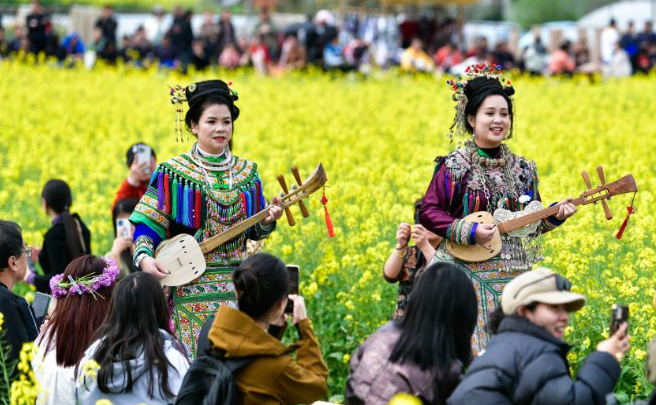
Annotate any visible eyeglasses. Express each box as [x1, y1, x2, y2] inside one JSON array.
[[512, 273, 571, 299]]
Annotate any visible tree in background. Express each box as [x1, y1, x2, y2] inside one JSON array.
[[510, 0, 619, 28]]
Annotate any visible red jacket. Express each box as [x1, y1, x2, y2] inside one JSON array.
[[113, 178, 148, 210]]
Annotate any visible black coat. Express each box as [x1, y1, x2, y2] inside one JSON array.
[[35, 214, 91, 293], [0, 281, 38, 381], [447, 316, 620, 405]]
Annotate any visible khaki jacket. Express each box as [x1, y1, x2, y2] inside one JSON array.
[[209, 305, 328, 405]]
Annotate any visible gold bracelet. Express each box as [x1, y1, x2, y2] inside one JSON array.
[[395, 248, 406, 258]]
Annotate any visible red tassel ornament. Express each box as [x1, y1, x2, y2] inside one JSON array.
[[163, 173, 170, 214], [321, 188, 335, 238], [616, 192, 637, 240], [194, 188, 202, 229]]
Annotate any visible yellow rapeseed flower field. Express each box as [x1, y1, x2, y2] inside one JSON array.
[[0, 61, 654, 402]]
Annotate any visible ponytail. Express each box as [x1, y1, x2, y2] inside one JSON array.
[[232, 253, 289, 320], [61, 210, 85, 259], [42, 179, 85, 259]]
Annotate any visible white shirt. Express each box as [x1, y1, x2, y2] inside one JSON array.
[[75, 330, 190, 405], [600, 27, 620, 64], [32, 338, 76, 405]]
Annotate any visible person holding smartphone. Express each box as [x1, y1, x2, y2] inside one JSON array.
[[383, 199, 442, 320], [206, 253, 328, 405], [106, 198, 139, 276], [112, 143, 157, 211], [448, 267, 630, 405]]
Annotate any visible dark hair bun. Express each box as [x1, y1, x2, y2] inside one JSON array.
[[463, 76, 504, 99], [233, 266, 260, 306], [504, 86, 515, 97], [184, 80, 241, 131], [232, 253, 289, 320], [186, 80, 238, 106]]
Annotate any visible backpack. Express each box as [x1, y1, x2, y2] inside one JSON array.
[[175, 315, 256, 405]]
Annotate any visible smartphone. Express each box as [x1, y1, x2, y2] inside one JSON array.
[[135, 145, 152, 175], [609, 304, 629, 336], [32, 292, 52, 328], [27, 255, 37, 274], [285, 265, 300, 314], [116, 218, 132, 238], [136, 144, 151, 165]]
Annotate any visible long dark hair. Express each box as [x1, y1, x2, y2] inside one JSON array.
[[232, 253, 289, 320], [112, 198, 139, 273], [38, 255, 116, 368], [389, 262, 477, 375], [41, 179, 85, 259], [93, 272, 185, 399], [461, 76, 516, 139]]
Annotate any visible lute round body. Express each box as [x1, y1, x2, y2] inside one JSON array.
[[155, 234, 207, 286], [445, 211, 502, 262]]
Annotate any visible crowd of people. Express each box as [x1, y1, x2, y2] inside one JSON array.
[[1, 1, 655, 77], [0, 65, 654, 405], [533, 19, 656, 78]]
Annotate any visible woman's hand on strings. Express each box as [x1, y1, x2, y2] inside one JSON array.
[[261, 196, 284, 226], [474, 223, 497, 250], [554, 197, 577, 221]]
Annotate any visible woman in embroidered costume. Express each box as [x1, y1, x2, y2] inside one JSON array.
[[129, 80, 283, 357], [420, 64, 576, 353]]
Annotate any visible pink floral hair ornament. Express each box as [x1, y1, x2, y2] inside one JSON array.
[[49, 258, 120, 300]]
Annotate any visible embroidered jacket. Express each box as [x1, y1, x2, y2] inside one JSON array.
[[130, 153, 275, 268]]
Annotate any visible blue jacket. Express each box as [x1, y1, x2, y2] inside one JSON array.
[[447, 316, 620, 405]]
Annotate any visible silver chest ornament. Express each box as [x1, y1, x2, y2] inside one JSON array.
[[493, 200, 545, 238]]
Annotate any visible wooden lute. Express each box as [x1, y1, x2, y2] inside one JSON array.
[[446, 170, 637, 263], [155, 163, 328, 286]]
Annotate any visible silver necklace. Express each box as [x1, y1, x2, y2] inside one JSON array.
[[188, 144, 234, 193], [191, 143, 235, 172]]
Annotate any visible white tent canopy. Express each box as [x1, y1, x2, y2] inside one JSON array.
[[578, 0, 656, 29]]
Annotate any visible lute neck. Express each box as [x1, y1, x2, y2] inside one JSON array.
[[198, 206, 273, 254], [497, 197, 584, 234]]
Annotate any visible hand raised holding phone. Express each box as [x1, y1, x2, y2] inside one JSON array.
[[288, 294, 307, 324], [597, 305, 630, 362]]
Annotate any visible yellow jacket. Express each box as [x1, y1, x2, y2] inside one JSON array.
[[208, 305, 329, 405]]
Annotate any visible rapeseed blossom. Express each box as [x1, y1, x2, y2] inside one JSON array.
[[0, 61, 655, 399], [9, 343, 38, 405]]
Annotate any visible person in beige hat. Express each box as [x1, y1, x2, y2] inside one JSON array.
[[448, 267, 630, 405]]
